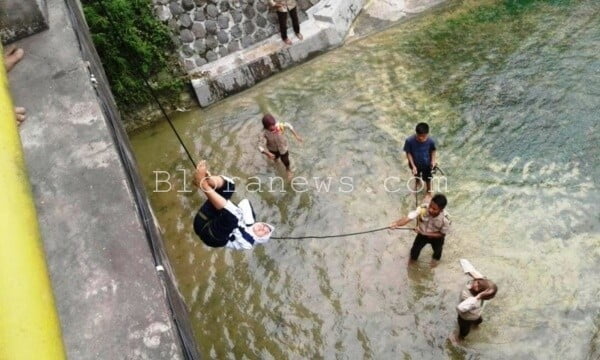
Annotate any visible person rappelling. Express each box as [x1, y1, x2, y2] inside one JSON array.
[[192, 160, 275, 250]]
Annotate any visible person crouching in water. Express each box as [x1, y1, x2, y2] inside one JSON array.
[[453, 261, 498, 343], [193, 160, 274, 250], [258, 114, 303, 180], [389, 193, 450, 267]]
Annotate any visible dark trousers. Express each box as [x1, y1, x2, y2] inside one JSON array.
[[277, 7, 300, 40], [271, 150, 291, 170], [410, 234, 445, 260], [458, 316, 483, 338]]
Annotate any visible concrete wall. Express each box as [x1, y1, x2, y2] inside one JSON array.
[[153, 0, 321, 72], [0, 0, 49, 44], [190, 0, 365, 107]]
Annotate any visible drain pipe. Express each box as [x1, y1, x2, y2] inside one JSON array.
[[0, 46, 66, 359]]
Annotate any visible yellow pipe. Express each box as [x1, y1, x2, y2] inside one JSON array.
[[0, 45, 66, 359]]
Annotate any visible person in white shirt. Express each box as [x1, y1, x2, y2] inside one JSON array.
[[453, 259, 498, 342], [193, 161, 274, 250], [390, 193, 450, 267]]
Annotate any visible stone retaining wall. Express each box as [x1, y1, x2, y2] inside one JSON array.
[[153, 0, 321, 72]]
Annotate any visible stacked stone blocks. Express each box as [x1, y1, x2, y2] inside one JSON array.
[[153, 0, 322, 72]]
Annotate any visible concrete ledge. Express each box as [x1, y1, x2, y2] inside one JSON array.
[[191, 0, 365, 107], [0, 0, 49, 44]]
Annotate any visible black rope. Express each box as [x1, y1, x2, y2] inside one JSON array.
[[96, 0, 197, 168], [271, 226, 413, 240]]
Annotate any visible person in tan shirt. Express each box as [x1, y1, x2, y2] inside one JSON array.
[[390, 193, 450, 267], [452, 259, 498, 343], [269, 0, 303, 45], [258, 114, 303, 180]]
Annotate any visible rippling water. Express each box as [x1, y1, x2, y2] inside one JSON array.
[[131, 0, 600, 358]]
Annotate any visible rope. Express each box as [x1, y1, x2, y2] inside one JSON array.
[[271, 226, 413, 240], [96, 0, 197, 168]]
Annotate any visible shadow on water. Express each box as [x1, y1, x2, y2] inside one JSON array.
[[131, 0, 600, 358]]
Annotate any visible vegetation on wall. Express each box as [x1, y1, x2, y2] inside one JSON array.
[[82, 0, 185, 110]]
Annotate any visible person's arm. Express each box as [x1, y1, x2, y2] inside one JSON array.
[[259, 132, 276, 159], [460, 259, 485, 279], [406, 152, 417, 175], [457, 296, 480, 313], [430, 149, 437, 169], [390, 216, 411, 229], [290, 128, 303, 143], [390, 207, 420, 229]]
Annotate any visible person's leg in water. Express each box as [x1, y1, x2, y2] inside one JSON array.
[[277, 11, 292, 45], [289, 7, 303, 40], [408, 234, 428, 265], [3, 46, 27, 125], [280, 151, 293, 180], [429, 236, 445, 268]]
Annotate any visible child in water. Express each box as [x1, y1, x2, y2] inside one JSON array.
[[452, 259, 498, 343], [258, 114, 303, 180]]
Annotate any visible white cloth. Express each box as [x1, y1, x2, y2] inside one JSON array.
[[225, 199, 274, 250]]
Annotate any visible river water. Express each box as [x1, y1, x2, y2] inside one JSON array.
[[131, 0, 600, 358]]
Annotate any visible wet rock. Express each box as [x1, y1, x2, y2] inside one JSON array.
[[230, 25, 242, 39], [219, 1, 229, 12], [205, 50, 218, 62], [205, 35, 218, 49], [243, 6, 255, 19], [181, 44, 195, 57], [217, 30, 229, 44], [256, 2, 268, 12], [232, 10, 243, 23], [183, 58, 196, 71], [169, 2, 184, 16], [205, 20, 218, 34], [179, 14, 193, 28], [206, 4, 218, 19], [194, 39, 206, 53], [155, 5, 172, 22], [180, 29, 195, 43], [255, 14, 267, 28], [218, 14, 230, 29], [182, 0, 195, 11], [192, 22, 206, 38], [195, 56, 208, 67], [218, 46, 229, 57], [241, 35, 253, 48], [227, 40, 240, 53], [254, 28, 267, 41], [194, 8, 206, 21], [243, 21, 255, 35]]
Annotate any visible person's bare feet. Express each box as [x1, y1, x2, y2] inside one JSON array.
[[286, 169, 293, 181], [283, 38, 292, 45], [295, 32, 303, 41], [193, 160, 208, 187], [4, 46, 25, 72], [430, 259, 439, 268], [15, 107, 26, 126]]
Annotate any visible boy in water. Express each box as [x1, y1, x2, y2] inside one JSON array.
[[403, 122, 437, 202], [452, 259, 498, 343], [390, 193, 450, 267], [258, 113, 303, 180]]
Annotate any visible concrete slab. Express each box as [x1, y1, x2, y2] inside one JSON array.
[[7, 0, 185, 358], [0, 0, 49, 44]]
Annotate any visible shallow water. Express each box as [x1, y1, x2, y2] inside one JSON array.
[[131, 0, 600, 358]]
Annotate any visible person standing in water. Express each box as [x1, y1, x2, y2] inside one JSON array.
[[403, 122, 437, 202], [193, 160, 275, 250], [452, 259, 498, 343], [390, 193, 450, 267], [258, 113, 303, 180]]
